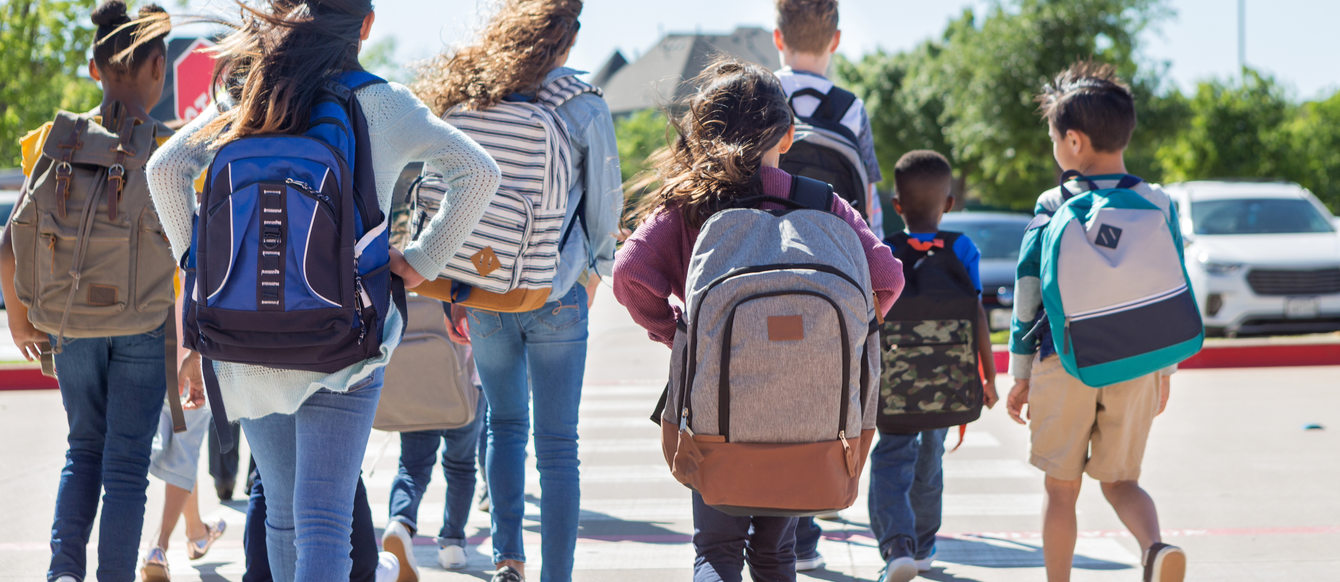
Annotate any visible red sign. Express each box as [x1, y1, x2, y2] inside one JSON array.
[[173, 38, 217, 123]]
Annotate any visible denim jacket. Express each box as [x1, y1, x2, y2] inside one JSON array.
[[545, 67, 623, 301]]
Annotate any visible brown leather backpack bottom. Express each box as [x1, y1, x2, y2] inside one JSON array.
[[660, 421, 875, 517]]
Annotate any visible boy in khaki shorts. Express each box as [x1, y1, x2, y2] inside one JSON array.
[[1005, 62, 1186, 582]]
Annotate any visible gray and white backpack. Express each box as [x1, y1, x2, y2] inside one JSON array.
[[658, 176, 881, 516], [412, 74, 598, 312]]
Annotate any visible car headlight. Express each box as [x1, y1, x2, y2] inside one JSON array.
[[1197, 253, 1243, 275], [996, 286, 1014, 306]]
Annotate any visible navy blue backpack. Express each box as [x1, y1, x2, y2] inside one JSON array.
[[183, 71, 404, 448]]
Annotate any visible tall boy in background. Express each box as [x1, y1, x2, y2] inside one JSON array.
[[774, 0, 885, 237], [1006, 62, 1186, 582]]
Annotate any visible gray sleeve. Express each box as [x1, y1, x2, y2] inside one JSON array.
[[856, 107, 882, 184]]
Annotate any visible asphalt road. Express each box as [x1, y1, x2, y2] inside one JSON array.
[[0, 289, 1337, 581]]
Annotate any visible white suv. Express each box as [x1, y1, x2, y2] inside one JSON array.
[[1164, 180, 1340, 336]]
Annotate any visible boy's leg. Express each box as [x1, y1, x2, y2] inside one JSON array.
[[388, 430, 443, 533], [1100, 481, 1160, 549], [744, 516, 799, 582], [438, 398, 485, 546], [241, 470, 271, 582], [910, 428, 949, 561], [792, 517, 822, 564], [1087, 372, 1169, 564], [349, 477, 378, 582], [866, 431, 919, 561], [691, 492, 750, 582], [1025, 356, 1101, 582], [1043, 476, 1082, 582]]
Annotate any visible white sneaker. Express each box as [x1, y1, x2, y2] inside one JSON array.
[[794, 552, 826, 571], [915, 548, 936, 572], [54, 576, 79, 582], [374, 551, 400, 582], [881, 556, 918, 582], [380, 520, 419, 582], [438, 544, 469, 569]]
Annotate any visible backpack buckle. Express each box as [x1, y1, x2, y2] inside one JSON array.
[[106, 163, 126, 220]]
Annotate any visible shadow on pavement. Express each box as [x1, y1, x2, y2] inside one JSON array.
[[937, 535, 1132, 571]]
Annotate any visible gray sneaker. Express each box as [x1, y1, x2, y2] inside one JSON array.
[[881, 556, 917, 582], [491, 565, 524, 582]]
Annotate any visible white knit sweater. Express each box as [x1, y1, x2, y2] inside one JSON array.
[[146, 81, 500, 420]]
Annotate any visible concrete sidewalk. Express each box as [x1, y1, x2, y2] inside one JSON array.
[[1, 288, 1338, 580]]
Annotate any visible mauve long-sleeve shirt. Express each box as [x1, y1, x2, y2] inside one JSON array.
[[613, 166, 903, 347]]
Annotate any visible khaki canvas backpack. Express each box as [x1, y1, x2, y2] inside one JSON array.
[[10, 109, 176, 344]]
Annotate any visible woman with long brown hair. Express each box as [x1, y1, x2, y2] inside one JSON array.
[[145, 1, 501, 579], [410, 2, 623, 581]]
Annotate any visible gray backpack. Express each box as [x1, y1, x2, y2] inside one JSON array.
[[658, 176, 881, 516]]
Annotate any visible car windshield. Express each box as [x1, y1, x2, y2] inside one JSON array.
[[939, 217, 1028, 260], [1191, 198, 1335, 235]]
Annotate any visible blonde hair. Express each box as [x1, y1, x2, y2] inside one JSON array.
[[413, 0, 582, 115]]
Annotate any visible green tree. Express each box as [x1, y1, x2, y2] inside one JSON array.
[[1, 0, 101, 168], [614, 108, 668, 184], [840, 0, 1177, 209], [1157, 70, 1298, 185], [1286, 91, 1340, 211]]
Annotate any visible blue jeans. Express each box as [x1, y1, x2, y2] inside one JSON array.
[[388, 392, 486, 546], [242, 472, 379, 582], [793, 517, 822, 560], [691, 493, 798, 582], [467, 284, 588, 582], [239, 370, 383, 582], [867, 428, 949, 560], [47, 327, 167, 582]]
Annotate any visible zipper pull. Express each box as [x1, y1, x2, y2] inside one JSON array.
[[679, 407, 694, 436]]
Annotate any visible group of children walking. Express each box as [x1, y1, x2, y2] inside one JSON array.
[[4, 1, 1195, 582]]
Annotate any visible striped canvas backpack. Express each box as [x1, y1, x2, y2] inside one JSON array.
[[413, 74, 598, 312], [1036, 172, 1203, 387]]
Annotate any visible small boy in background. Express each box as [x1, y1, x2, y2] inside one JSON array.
[[868, 150, 997, 582], [1006, 62, 1185, 582]]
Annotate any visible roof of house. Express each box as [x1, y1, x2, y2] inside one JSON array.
[[596, 26, 780, 115]]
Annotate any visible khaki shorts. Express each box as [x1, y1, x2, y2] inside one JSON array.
[[1027, 355, 1159, 482]]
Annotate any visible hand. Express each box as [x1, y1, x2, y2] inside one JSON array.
[[179, 351, 206, 410], [388, 248, 427, 289], [585, 274, 601, 308], [1156, 374, 1171, 416], [982, 376, 999, 409], [8, 316, 47, 362], [1006, 378, 1031, 425], [445, 303, 470, 345]]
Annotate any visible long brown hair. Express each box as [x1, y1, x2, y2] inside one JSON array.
[[194, 0, 372, 145], [627, 58, 795, 230], [413, 0, 582, 116]]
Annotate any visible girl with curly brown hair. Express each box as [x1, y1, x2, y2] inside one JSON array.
[[612, 57, 903, 582], [409, 2, 623, 582]]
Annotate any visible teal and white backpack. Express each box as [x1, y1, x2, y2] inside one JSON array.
[[1038, 172, 1203, 387]]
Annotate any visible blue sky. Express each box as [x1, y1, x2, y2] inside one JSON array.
[[177, 0, 1340, 100]]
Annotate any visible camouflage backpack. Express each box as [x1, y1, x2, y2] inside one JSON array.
[[878, 231, 983, 433]]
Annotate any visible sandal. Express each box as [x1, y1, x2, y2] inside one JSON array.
[[187, 518, 227, 560], [139, 547, 171, 582]]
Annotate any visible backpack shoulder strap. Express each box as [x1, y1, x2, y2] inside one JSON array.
[[537, 74, 601, 108], [788, 86, 860, 144], [790, 175, 835, 212]]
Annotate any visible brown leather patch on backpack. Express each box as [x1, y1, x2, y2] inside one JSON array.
[[87, 284, 118, 306], [471, 246, 501, 277], [767, 315, 804, 341]]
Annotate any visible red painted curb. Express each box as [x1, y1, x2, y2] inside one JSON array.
[[0, 365, 57, 391], [991, 337, 1340, 374]]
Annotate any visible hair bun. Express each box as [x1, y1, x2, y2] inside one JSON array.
[[91, 0, 130, 28]]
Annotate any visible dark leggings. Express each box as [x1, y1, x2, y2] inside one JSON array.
[[241, 468, 379, 582]]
